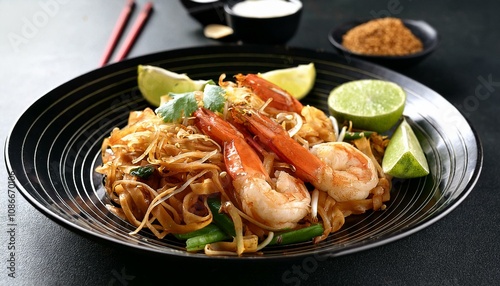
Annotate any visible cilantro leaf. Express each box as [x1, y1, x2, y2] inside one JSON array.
[[154, 83, 226, 123], [203, 84, 226, 113], [155, 92, 198, 122]]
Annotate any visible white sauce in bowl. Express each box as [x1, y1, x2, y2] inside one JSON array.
[[231, 0, 302, 18]]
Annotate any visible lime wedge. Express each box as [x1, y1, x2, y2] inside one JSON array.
[[382, 119, 429, 178], [137, 65, 208, 107], [259, 63, 316, 100], [328, 79, 406, 133]]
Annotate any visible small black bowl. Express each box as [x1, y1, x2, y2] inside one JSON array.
[[224, 0, 303, 44], [328, 19, 438, 68], [180, 0, 226, 27]]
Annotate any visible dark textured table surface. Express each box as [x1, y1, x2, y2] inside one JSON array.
[[0, 1, 498, 285]]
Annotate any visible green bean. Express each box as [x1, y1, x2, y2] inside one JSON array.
[[185, 227, 231, 252], [173, 224, 221, 240], [207, 197, 236, 237], [269, 224, 324, 246], [343, 131, 374, 140]]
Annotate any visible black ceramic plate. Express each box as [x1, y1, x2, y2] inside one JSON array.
[[5, 45, 481, 259], [329, 19, 439, 68]]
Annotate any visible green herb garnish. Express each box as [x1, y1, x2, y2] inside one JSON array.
[[155, 92, 198, 123], [130, 165, 155, 179], [155, 83, 225, 123], [202, 84, 225, 113]]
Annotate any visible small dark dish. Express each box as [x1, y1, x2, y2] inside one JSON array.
[[224, 0, 303, 44], [329, 19, 438, 68], [180, 0, 226, 26]]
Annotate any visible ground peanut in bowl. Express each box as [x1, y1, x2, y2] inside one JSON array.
[[342, 18, 423, 56]]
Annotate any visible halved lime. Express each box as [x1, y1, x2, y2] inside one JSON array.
[[382, 119, 429, 178], [137, 65, 209, 107], [259, 63, 316, 100], [328, 79, 406, 133]]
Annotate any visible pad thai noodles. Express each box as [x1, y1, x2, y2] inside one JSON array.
[[95, 69, 392, 256]]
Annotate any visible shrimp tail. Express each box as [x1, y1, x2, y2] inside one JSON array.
[[235, 74, 303, 113]]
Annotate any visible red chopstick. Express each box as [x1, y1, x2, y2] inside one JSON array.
[[99, 0, 136, 67], [113, 1, 154, 63]]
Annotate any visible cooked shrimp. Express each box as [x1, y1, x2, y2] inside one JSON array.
[[231, 75, 336, 143], [235, 73, 303, 113], [309, 142, 379, 201], [194, 108, 311, 229], [233, 107, 379, 202]]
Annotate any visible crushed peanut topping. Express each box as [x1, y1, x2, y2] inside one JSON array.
[[342, 18, 423, 56]]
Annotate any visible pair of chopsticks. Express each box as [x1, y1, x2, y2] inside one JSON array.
[[99, 0, 153, 67]]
